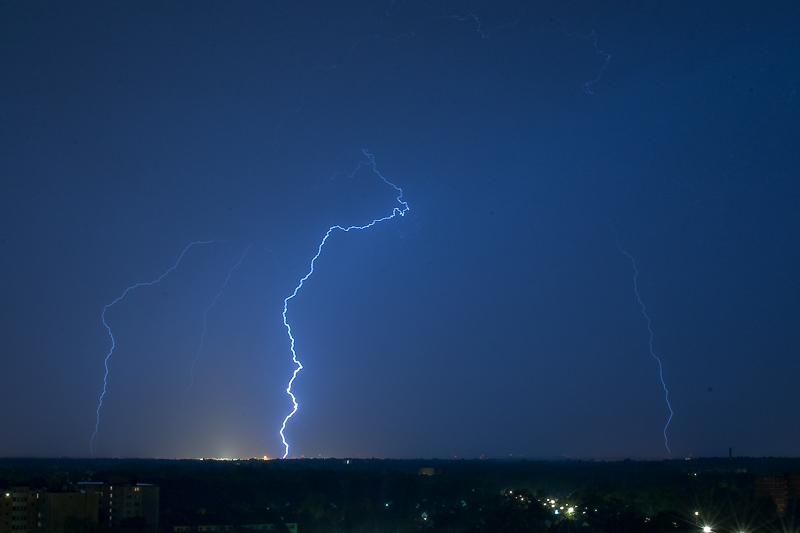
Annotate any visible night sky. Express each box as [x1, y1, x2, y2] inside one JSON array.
[[2, 1, 799, 460]]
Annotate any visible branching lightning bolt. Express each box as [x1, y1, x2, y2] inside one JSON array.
[[90, 240, 215, 456], [279, 150, 409, 459], [615, 235, 674, 453], [174, 245, 251, 434]]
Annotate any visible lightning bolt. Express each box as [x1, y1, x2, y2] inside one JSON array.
[[615, 234, 674, 453], [90, 240, 215, 456], [279, 150, 409, 458], [174, 245, 251, 437]]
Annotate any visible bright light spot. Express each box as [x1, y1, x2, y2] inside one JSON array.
[[702, 527, 712, 533], [568, 507, 574, 513]]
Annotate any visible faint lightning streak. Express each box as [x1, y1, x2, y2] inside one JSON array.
[[279, 150, 409, 459], [615, 236, 674, 453], [174, 245, 251, 434], [541, 27, 611, 94], [90, 240, 215, 456]]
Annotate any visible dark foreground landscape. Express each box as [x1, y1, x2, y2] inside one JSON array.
[[2, 456, 800, 533]]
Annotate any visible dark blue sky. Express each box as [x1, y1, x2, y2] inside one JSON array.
[[1, 1, 798, 460]]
